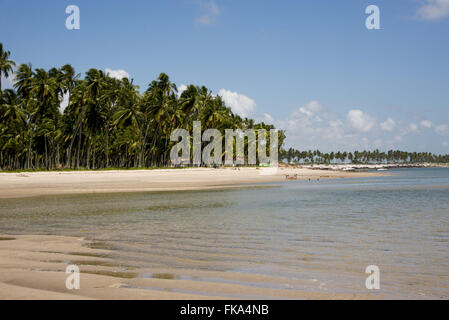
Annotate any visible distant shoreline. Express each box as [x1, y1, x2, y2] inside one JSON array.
[[0, 167, 384, 199], [0, 162, 446, 174], [300, 162, 449, 171]]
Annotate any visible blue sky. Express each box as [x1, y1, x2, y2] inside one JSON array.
[[1, 0, 449, 153]]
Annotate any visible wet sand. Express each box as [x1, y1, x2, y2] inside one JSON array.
[[0, 167, 382, 199], [0, 235, 379, 300], [0, 168, 385, 299]]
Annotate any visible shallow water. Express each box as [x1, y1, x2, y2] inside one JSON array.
[[1, 168, 448, 299]]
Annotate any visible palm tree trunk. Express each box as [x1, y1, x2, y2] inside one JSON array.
[[92, 135, 96, 169], [44, 136, 48, 170], [76, 126, 82, 169], [164, 136, 169, 166], [67, 142, 73, 168], [150, 129, 160, 166], [27, 128, 33, 169], [139, 129, 145, 168], [86, 137, 91, 170], [68, 120, 82, 168], [56, 144, 60, 168], [105, 124, 109, 167]]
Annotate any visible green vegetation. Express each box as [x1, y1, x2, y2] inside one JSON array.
[[2, 43, 447, 171], [0, 44, 283, 171], [281, 148, 449, 164]]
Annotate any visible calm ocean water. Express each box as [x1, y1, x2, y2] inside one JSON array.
[[1, 168, 448, 298]]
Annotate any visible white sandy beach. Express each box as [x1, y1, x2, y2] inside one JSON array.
[[0, 168, 385, 299], [0, 167, 382, 199]]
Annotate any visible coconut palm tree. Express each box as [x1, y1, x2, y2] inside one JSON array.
[[101, 76, 121, 167], [113, 77, 144, 165], [0, 43, 16, 93], [0, 89, 26, 169], [14, 64, 33, 97], [84, 68, 107, 168], [60, 64, 78, 111], [0, 89, 25, 126], [64, 79, 88, 168], [30, 68, 59, 118]]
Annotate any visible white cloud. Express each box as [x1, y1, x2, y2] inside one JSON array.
[[391, 123, 419, 145], [265, 102, 411, 151], [442, 141, 448, 147], [347, 109, 376, 132], [266, 101, 359, 151], [299, 100, 323, 117], [417, 0, 449, 21], [254, 101, 447, 153], [420, 120, 433, 128], [263, 113, 274, 122], [435, 124, 449, 136], [218, 89, 256, 118], [105, 68, 129, 80], [195, 0, 220, 25], [408, 123, 419, 132], [60, 92, 69, 112], [196, 14, 214, 25], [380, 118, 396, 131], [177, 84, 187, 97]]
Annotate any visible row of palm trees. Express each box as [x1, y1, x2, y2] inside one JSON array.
[[0, 44, 284, 170], [281, 148, 449, 164], [2, 43, 447, 171]]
